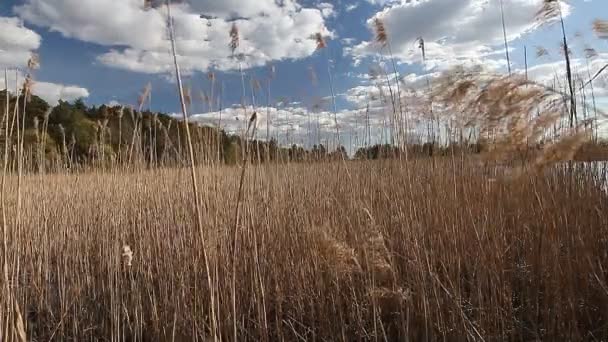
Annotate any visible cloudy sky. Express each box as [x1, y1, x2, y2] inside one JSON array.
[[0, 0, 607, 149]]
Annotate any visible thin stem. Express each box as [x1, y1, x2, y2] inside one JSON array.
[[166, 1, 217, 340], [266, 78, 271, 160], [499, 0, 511, 75], [558, 9, 576, 128], [325, 50, 340, 148], [1, 69, 9, 323], [387, 43, 406, 152], [585, 58, 599, 141], [524, 45, 528, 81]]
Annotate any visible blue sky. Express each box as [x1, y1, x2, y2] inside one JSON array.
[[0, 0, 607, 147], [1, 0, 367, 111]]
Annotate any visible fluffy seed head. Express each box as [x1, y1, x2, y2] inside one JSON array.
[[28, 53, 40, 70], [122, 245, 133, 267], [23, 75, 34, 102], [317, 231, 361, 276], [593, 19, 608, 39], [138, 82, 152, 111], [536, 46, 549, 58], [536, 0, 562, 23], [374, 18, 388, 45], [229, 23, 240, 55], [314, 33, 326, 50], [183, 86, 191, 107], [584, 46, 598, 59]]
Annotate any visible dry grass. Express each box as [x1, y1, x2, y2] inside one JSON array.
[[1, 158, 607, 340], [1, 5, 607, 340]]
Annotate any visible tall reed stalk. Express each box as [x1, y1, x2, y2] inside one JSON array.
[[499, 0, 512, 75], [165, 1, 217, 340]]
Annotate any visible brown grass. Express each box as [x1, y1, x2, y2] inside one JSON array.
[[1, 158, 607, 340], [1, 6, 607, 340]]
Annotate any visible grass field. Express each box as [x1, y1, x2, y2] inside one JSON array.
[[2, 159, 608, 340], [1, 2, 608, 340]]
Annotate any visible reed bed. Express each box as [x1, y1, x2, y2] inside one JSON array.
[[1, 158, 607, 341], [1, 4, 607, 340]]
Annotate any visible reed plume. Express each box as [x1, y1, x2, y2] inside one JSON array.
[[593, 19, 608, 39], [229, 23, 240, 56], [122, 245, 134, 267], [536, 0, 576, 128], [314, 32, 326, 50], [536, 46, 549, 58], [138, 82, 152, 112], [536, 0, 562, 22], [27, 53, 40, 70], [373, 18, 387, 46], [584, 46, 598, 59], [434, 67, 592, 169]]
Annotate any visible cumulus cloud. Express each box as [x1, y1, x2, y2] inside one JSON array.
[[15, 0, 332, 74], [16, 1, 164, 50], [34, 81, 90, 104], [187, 0, 302, 19], [317, 3, 336, 18], [0, 17, 41, 69], [1, 71, 90, 105], [187, 103, 385, 149], [342, 73, 437, 135], [521, 55, 608, 85], [346, 54, 608, 104], [520, 55, 608, 112], [0, 16, 89, 104], [349, 0, 569, 70]]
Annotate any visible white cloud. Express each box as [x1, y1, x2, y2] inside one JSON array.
[[519, 55, 608, 111], [187, 103, 386, 149], [16, 0, 332, 74], [34, 82, 90, 104], [365, 0, 400, 5], [0, 17, 40, 51], [317, 3, 336, 18], [187, 0, 302, 19], [338, 49, 608, 147], [0, 17, 41, 69], [0, 16, 89, 105], [1, 71, 90, 105], [341, 38, 357, 46], [16, 1, 164, 50], [521, 55, 608, 84], [346, 54, 608, 106], [342, 78, 431, 126], [349, 0, 570, 70], [345, 4, 359, 12]]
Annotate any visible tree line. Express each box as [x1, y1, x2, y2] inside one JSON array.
[[0, 91, 351, 172]]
